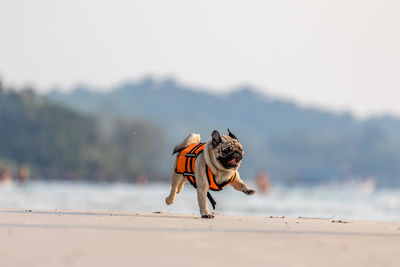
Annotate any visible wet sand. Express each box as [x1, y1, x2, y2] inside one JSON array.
[[0, 209, 399, 267]]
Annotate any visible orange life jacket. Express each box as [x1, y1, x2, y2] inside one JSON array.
[[175, 143, 236, 191]]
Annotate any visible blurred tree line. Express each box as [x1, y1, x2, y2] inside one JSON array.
[[0, 80, 165, 182], [3, 77, 400, 186]]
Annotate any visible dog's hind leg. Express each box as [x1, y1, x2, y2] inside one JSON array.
[[176, 179, 186, 194], [166, 172, 184, 205]]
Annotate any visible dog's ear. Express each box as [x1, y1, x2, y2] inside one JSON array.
[[227, 128, 238, 140], [211, 130, 222, 147]]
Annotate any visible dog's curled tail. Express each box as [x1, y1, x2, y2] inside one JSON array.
[[172, 133, 200, 155]]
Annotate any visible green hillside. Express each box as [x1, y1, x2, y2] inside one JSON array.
[[0, 81, 165, 182]]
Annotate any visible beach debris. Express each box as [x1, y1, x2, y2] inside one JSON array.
[[331, 220, 349, 224], [269, 216, 285, 219], [153, 211, 163, 214], [298, 216, 329, 220]]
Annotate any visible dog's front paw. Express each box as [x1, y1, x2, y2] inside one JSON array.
[[201, 214, 215, 219], [243, 189, 256, 195]]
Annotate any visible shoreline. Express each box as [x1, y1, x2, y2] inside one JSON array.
[[1, 209, 399, 266]]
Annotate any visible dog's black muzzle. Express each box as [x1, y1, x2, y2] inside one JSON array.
[[219, 151, 242, 169]]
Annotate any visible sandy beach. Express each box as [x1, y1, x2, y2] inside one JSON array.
[[0, 209, 399, 267]]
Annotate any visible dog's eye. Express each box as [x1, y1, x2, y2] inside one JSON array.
[[223, 147, 231, 154]]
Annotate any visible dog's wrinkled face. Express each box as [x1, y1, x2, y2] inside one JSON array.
[[210, 129, 243, 170]]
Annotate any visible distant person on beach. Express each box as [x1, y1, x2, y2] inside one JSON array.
[[136, 174, 148, 185], [1, 167, 12, 187], [256, 171, 270, 194], [16, 165, 30, 184]]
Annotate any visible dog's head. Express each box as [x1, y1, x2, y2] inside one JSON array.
[[208, 129, 243, 170]]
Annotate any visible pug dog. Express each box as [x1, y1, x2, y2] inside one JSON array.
[[166, 129, 255, 218]]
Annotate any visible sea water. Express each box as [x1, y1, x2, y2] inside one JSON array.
[[0, 181, 399, 221]]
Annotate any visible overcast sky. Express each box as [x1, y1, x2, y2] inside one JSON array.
[[1, 0, 399, 117]]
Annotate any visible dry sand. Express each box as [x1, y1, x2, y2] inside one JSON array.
[[0, 209, 399, 267]]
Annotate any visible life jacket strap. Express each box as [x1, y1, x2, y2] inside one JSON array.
[[207, 191, 216, 210]]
